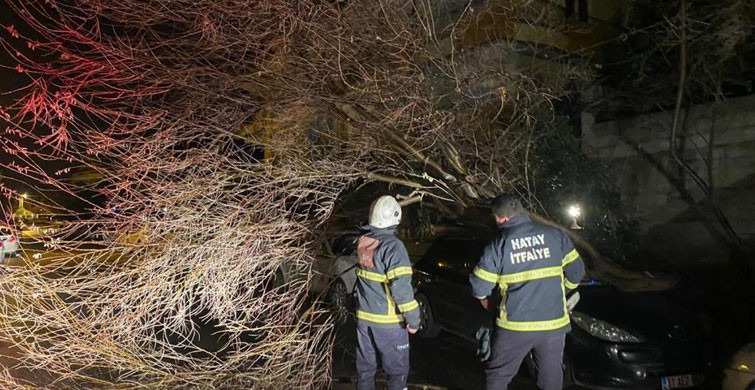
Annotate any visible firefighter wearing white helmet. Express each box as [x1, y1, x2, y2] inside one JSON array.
[[355, 195, 419, 390], [368, 195, 402, 228]]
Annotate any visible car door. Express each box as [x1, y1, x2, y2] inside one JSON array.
[[416, 240, 494, 342]]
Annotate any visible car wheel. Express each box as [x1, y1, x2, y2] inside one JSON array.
[[525, 352, 575, 388], [327, 279, 353, 322], [416, 293, 441, 338]]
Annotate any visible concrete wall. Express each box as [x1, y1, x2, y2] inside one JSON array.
[[582, 94, 755, 264]]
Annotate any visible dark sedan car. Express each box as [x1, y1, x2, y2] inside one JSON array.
[[412, 238, 712, 389]]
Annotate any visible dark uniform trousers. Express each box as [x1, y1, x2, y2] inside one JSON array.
[[356, 322, 410, 390], [486, 329, 566, 390]]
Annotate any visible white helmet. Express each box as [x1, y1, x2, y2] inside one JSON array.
[[369, 195, 402, 228]]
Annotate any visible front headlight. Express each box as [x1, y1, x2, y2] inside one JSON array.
[[571, 311, 645, 343]]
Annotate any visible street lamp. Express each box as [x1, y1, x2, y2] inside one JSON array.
[[19, 193, 28, 209], [567, 204, 582, 230]]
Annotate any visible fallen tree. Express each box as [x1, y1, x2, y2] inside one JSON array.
[[0, 0, 598, 388]]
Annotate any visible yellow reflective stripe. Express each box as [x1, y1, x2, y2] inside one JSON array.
[[560, 274, 568, 320], [386, 266, 412, 280], [384, 283, 396, 315], [396, 300, 419, 313], [473, 266, 500, 283], [498, 266, 562, 284], [357, 269, 388, 282], [356, 310, 403, 324], [496, 314, 570, 331], [564, 279, 579, 290], [499, 283, 509, 322], [562, 249, 579, 266]]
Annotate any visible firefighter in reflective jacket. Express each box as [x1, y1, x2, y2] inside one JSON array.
[[355, 195, 420, 390], [470, 194, 585, 390]]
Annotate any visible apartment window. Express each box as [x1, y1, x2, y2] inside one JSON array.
[[565, 0, 589, 22]]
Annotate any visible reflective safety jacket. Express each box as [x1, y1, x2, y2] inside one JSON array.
[[470, 214, 585, 333], [355, 225, 421, 329]]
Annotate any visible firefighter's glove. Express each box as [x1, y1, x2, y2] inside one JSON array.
[[475, 326, 491, 362]]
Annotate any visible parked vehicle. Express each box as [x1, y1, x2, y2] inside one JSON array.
[[723, 342, 755, 390], [0, 225, 20, 260], [413, 238, 712, 389], [0, 226, 21, 264], [328, 234, 713, 389]]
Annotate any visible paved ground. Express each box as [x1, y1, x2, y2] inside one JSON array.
[[332, 317, 538, 390]]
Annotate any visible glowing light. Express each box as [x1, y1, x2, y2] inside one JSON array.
[[567, 205, 581, 218], [739, 364, 750, 372], [21, 193, 28, 199]]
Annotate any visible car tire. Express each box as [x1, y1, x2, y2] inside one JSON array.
[[327, 278, 353, 321], [416, 293, 441, 338], [524, 352, 575, 388]]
